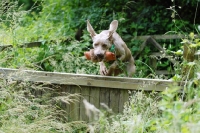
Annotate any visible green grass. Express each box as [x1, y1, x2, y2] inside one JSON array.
[[1, 76, 200, 133], [0, 79, 88, 133]]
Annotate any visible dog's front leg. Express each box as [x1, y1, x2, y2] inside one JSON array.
[[99, 61, 108, 75], [106, 61, 118, 76], [106, 51, 126, 76]]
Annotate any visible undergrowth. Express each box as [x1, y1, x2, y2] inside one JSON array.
[[83, 77, 200, 133], [0, 78, 88, 133], [1, 0, 199, 78]]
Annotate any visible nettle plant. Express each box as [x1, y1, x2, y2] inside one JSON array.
[[155, 84, 200, 133], [171, 32, 200, 82], [156, 35, 200, 131]]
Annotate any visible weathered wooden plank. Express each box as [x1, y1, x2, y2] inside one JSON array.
[[79, 86, 90, 121], [89, 87, 100, 109], [135, 34, 200, 41], [19, 41, 42, 48], [60, 85, 71, 120], [69, 85, 81, 121], [89, 87, 100, 121], [149, 52, 178, 65], [0, 68, 182, 91], [32, 83, 45, 99], [149, 57, 157, 70], [147, 37, 164, 52], [134, 37, 149, 58], [119, 89, 129, 113], [0, 45, 12, 51], [59, 85, 67, 109], [110, 88, 120, 113], [0, 42, 42, 50], [99, 88, 110, 111], [182, 43, 196, 79]]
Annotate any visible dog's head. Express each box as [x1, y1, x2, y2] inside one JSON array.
[[87, 20, 118, 61]]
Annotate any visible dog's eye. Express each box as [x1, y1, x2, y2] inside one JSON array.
[[102, 44, 107, 48], [94, 43, 98, 47]]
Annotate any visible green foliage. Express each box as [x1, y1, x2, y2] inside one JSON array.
[[0, 41, 99, 74], [1, 0, 199, 78], [36, 41, 99, 74], [155, 83, 200, 132]]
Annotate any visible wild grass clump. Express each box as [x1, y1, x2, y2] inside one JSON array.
[[0, 78, 88, 133], [83, 79, 200, 133], [84, 91, 160, 133]]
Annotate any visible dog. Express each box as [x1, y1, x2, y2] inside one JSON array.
[[87, 20, 136, 77]]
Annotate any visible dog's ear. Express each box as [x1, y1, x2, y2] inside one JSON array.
[[87, 20, 96, 38], [108, 20, 118, 38]]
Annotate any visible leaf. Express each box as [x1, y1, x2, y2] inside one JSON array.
[[174, 50, 183, 55], [181, 126, 190, 133], [187, 62, 195, 66], [189, 43, 197, 48], [181, 39, 189, 44], [189, 32, 194, 40]]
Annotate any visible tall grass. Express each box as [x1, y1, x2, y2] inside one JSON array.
[[82, 80, 200, 133], [0, 78, 88, 133], [1, 74, 200, 133]]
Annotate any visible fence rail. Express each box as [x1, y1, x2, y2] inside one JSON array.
[[0, 68, 184, 121]]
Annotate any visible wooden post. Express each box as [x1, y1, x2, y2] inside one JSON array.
[[182, 43, 196, 79]]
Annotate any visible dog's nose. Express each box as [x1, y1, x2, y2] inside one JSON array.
[[96, 54, 104, 59]]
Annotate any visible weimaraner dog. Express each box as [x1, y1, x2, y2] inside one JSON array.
[[87, 20, 135, 77]]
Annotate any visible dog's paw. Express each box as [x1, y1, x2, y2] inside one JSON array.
[[100, 65, 108, 75]]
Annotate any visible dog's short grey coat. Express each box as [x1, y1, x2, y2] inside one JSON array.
[[87, 20, 136, 77]]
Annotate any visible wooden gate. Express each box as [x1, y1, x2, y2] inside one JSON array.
[[0, 68, 184, 121]]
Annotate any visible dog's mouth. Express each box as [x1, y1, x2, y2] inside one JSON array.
[[90, 52, 106, 62], [90, 49, 106, 62], [94, 54, 105, 62]]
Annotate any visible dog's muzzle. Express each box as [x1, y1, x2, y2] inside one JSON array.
[[95, 53, 105, 61]]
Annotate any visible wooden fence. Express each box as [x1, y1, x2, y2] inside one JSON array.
[[1, 34, 193, 121], [0, 68, 184, 122], [134, 34, 199, 75], [0, 34, 197, 121]]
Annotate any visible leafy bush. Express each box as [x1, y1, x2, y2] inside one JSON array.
[[1, 0, 199, 78]]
